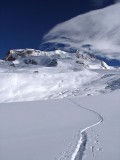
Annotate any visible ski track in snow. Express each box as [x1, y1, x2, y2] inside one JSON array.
[[67, 98, 103, 160]]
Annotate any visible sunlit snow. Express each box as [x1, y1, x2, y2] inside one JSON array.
[[0, 3, 120, 160]]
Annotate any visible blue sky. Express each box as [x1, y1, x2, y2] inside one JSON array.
[[0, 0, 115, 59]]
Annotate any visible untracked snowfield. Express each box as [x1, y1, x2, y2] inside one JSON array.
[[0, 91, 120, 160]]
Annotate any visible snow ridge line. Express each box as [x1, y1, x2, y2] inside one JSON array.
[[67, 98, 103, 160]]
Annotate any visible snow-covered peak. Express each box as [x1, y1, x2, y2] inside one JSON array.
[[3, 48, 110, 69], [5, 49, 70, 60], [0, 50, 119, 103], [74, 49, 110, 69]]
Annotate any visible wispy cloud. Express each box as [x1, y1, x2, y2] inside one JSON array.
[[91, 0, 120, 6], [115, 0, 120, 3], [42, 3, 120, 60], [91, 0, 109, 7]]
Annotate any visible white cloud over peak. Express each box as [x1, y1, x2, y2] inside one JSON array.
[[42, 3, 120, 60], [91, 0, 109, 7], [115, 0, 120, 3]]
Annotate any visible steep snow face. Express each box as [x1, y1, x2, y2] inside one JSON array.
[[4, 48, 110, 69], [5, 49, 68, 60], [41, 3, 120, 60], [5, 49, 70, 67]]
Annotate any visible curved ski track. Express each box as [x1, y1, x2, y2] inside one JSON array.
[[67, 98, 103, 160]]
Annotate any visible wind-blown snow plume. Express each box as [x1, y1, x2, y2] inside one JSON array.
[[42, 3, 120, 60]]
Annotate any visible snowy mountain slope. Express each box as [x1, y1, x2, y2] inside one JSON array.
[[1, 3, 120, 160], [41, 3, 120, 60], [0, 67, 99, 102], [0, 60, 119, 103], [0, 48, 120, 160], [0, 48, 119, 103], [4, 48, 110, 69]]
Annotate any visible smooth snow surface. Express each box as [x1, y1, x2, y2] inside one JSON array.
[[0, 98, 99, 160], [0, 91, 120, 160], [73, 91, 120, 160]]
